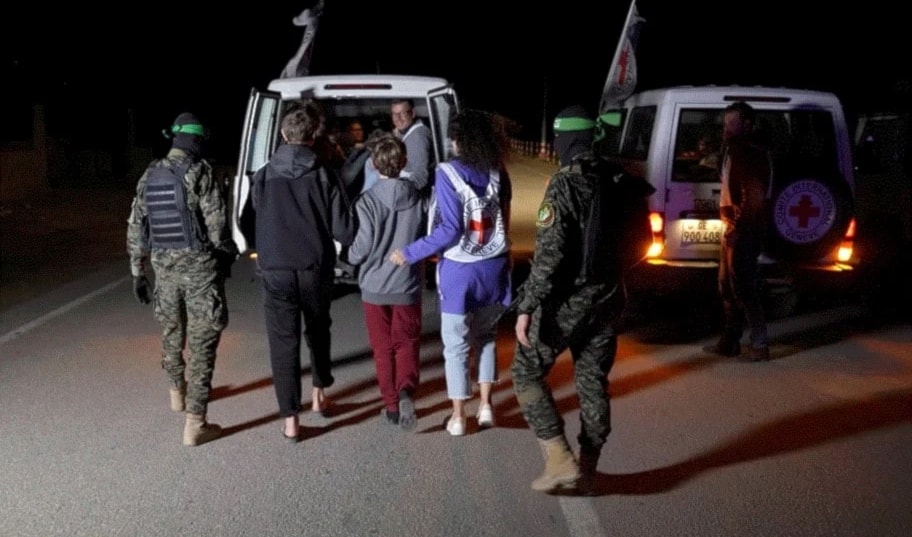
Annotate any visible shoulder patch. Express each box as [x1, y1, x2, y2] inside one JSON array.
[[537, 201, 556, 228]]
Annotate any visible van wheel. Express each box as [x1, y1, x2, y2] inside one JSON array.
[[766, 173, 853, 262]]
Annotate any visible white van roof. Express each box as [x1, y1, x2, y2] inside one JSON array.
[[622, 85, 844, 109], [267, 74, 451, 100]]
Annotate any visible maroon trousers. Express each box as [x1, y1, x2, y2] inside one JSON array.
[[362, 302, 422, 411]]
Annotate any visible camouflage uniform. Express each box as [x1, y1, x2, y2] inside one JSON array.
[[126, 148, 236, 415], [510, 164, 624, 452]]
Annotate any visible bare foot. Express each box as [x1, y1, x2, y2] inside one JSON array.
[[312, 388, 331, 414], [283, 416, 299, 440]]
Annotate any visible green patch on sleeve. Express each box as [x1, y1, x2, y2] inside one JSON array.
[[537, 201, 556, 228]]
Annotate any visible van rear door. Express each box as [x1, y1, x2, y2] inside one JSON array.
[[231, 89, 281, 253], [663, 105, 725, 264], [426, 86, 459, 163]]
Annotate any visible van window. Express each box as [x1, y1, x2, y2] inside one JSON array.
[[246, 96, 280, 175], [619, 106, 656, 160], [673, 109, 723, 183], [759, 110, 838, 178], [429, 92, 458, 162], [669, 108, 840, 184]]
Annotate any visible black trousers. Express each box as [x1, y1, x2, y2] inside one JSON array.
[[718, 226, 768, 349], [261, 268, 335, 417]]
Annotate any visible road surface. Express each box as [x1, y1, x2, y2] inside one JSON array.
[[1, 155, 910, 537]]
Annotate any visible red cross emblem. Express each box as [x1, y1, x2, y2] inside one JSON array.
[[617, 45, 630, 85], [788, 195, 821, 228], [468, 213, 494, 245]]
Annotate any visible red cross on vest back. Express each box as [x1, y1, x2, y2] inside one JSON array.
[[468, 214, 494, 244]]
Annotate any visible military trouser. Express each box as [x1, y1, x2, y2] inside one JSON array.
[[511, 296, 618, 451], [153, 267, 228, 415]]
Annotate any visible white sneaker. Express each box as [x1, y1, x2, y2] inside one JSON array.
[[476, 404, 495, 428], [446, 415, 466, 437]]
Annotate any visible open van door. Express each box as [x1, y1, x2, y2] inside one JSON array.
[[426, 85, 459, 164], [231, 89, 282, 254]]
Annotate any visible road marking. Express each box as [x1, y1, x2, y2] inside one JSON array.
[[0, 277, 128, 345], [561, 496, 608, 537]]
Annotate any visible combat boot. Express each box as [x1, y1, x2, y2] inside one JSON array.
[[577, 446, 601, 495], [183, 413, 222, 446], [531, 436, 581, 492], [169, 383, 186, 412]]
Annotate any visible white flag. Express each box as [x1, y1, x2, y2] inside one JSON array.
[[599, 0, 646, 111], [280, 1, 325, 79]]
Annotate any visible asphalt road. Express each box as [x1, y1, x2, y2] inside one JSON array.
[[1, 154, 910, 536], [1, 256, 910, 537]]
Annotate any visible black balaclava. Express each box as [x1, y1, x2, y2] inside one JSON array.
[[553, 105, 596, 166], [169, 112, 205, 160]]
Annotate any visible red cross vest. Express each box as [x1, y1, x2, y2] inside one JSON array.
[[438, 162, 509, 263]]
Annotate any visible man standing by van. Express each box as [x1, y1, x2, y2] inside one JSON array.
[[391, 99, 434, 195], [707, 101, 772, 362]]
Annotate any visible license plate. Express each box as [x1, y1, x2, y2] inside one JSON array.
[[681, 219, 722, 245]]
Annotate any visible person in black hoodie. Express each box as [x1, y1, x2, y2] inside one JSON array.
[[252, 101, 354, 442]]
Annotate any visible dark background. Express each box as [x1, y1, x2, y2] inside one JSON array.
[[3, 0, 910, 166]]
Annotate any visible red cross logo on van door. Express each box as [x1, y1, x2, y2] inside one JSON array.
[[788, 195, 821, 228], [468, 213, 494, 245]]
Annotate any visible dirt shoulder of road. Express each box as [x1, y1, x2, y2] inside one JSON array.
[[0, 186, 136, 311]]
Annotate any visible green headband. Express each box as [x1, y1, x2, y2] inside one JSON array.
[[172, 123, 206, 136], [597, 112, 622, 127], [553, 117, 596, 132]]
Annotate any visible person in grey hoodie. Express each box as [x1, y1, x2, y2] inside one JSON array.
[[347, 133, 427, 431]]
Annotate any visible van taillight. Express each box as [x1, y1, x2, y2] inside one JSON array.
[[649, 212, 664, 233], [843, 218, 856, 239], [647, 212, 664, 258], [837, 218, 856, 263]]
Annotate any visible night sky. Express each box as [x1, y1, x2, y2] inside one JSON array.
[[4, 1, 910, 163]]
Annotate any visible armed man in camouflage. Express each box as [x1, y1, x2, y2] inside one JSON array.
[[126, 112, 238, 447], [511, 105, 653, 494]]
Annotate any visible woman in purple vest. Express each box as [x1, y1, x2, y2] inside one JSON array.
[[390, 109, 512, 436]]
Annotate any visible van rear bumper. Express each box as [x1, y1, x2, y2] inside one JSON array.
[[627, 257, 857, 296]]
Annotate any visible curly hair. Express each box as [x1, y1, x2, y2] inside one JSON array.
[[370, 133, 407, 177], [449, 109, 510, 171]]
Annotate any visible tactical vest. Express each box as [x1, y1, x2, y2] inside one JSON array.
[[438, 162, 509, 263], [144, 161, 202, 250]]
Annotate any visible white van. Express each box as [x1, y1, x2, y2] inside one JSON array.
[[599, 86, 857, 315], [230, 74, 459, 274]]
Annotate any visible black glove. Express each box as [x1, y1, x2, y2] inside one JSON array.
[[216, 251, 238, 279], [133, 275, 152, 305]]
